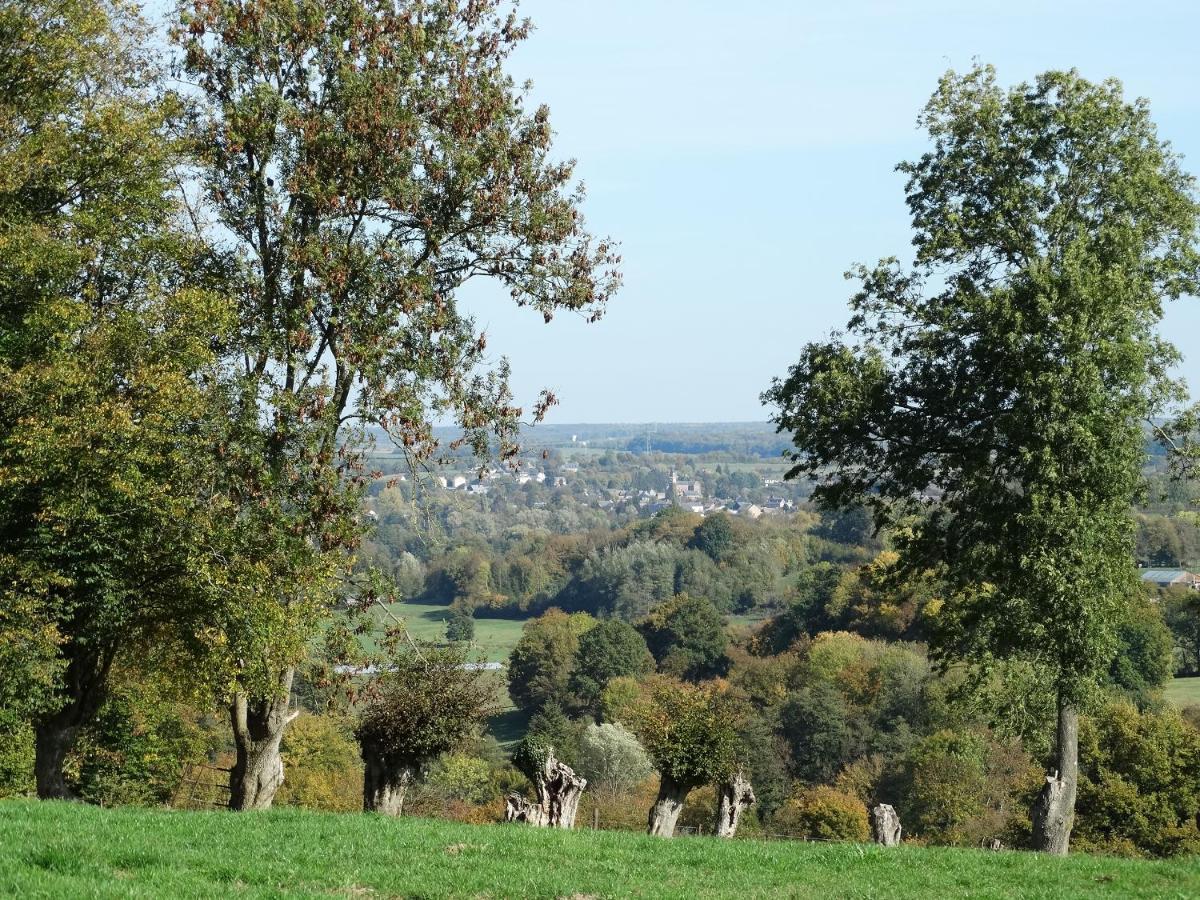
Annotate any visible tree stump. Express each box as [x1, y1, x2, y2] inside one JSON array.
[[505, 748, 587, 829], [870, 804, 902, 846], [714, 772, 756, 838]]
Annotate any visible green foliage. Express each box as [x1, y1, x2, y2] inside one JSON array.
[[425, 753, 495, 806], [1108, 598, 1175, 702], [445, 610, 476, 643], [506, 610, 596, 711], [568, 620, 654, 715], [0, 713, 33, 799], [897, 728, 1039, 846], [765, 64, 1200, 709], [771, 786, 869, 842], [513, 704, 582, 774], [71, 680, 216, 808], [623, 677, 742, 789], [639, 594, 729, 681], [688, 513, 736, 561], [778, 682, 853, 784], [1075, 702, 1200, 857], [1162, 590, 1200, 676], [276, 714, 363, 813], [355, 644, 494, 772]]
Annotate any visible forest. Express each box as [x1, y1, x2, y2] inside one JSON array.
[[3, 0, 1200, 880]]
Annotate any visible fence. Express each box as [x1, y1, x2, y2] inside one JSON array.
[[173, 763, 232, 811]]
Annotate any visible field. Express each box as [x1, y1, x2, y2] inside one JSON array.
[[2, 801, 1196, 899], [1166, 676, 1200, 708], [350, 600, 527, 664]]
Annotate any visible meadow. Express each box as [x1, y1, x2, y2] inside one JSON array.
[[1166, 676, 1200, 708], [2, 801, 1197, 899], [349, 600, 526, 664]]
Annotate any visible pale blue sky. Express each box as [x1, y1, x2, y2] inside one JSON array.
[[457, 0, 1200, 423]]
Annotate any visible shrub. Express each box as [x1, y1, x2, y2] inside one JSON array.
[[576, 722, 653, 800], [1074, 701, 1200, 857], [275, 713, 362, 812], [771, 786, 869, 843]]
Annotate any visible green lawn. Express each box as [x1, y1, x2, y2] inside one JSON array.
[[1, 801, 1196, 899], [351, 600, 527, 664], [1166, 676, 1200, 708]]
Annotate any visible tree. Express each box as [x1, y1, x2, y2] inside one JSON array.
[[354, 644, 493, 816], [1075, 701, 1200, 857], [445, 610, 475, 643], [638, 594, 728, 681], [622, 677, 742, 837], [688, 513, 736, 562], [765, 65, 1200, 854], [507, 610, 595, 712], [0, 0, 236, 799], [1162, 589, 1200, 676], [1108, 598, 1174, 702], [173, 0, 619, 808], [576, 722, 653, 802], [568, 619, 654, 715]]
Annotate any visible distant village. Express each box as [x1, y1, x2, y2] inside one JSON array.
[[426, 461, 796, 520]]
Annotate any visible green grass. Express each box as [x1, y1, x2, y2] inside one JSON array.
[[1166, 676, 1200, 708], [351, 600, 527, 664], [1, 801, 1196, 899]]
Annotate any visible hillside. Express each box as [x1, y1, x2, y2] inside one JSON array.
[[2, 801, 1196, 899]]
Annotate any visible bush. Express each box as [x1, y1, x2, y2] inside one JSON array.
[[771, 786, 869, 843], [425, 752, 495, 805], [275, 713, 362, 812], [1074, 701, 1200, 857], [0, 713, 33, 798], [576, 722, 652, 800], [72, 684, 213, 807]]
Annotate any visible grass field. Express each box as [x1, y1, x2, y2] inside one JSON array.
[[2, 801, 1197, 899], [1166, 676, 1200, 708], [351, 600, 527, 665]]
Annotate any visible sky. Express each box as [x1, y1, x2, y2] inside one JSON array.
[[451, 0, 1200, 423]]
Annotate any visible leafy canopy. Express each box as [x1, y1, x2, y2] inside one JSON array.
[[765, 65, 1200, 701]]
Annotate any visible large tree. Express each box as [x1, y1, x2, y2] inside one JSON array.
[[173, 0, 619, 808], [0, 0, 235, 798], [623, 676, 742, 837], [764, 65, 1200, 854]]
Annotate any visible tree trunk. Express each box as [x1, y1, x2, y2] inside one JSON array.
[[362, 753, 412, 816], [1032, 698, 1078, 856], [228, 667, 298, 811], [647, 774, 691, 837], [870, 803, 902, 846], [34, 720, 80, 800], [33, 647, 114, 799], [505, 748, 587, 829], [714, 772, 755, 838]]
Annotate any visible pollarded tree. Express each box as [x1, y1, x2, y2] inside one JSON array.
[[623, 676, 742, 837], [172, 0, 619, 808], [354, 643, 493, 816], [765, 65, 1200, 854], [0, 0, 237, 798]]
